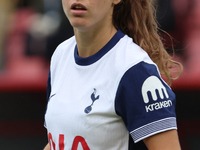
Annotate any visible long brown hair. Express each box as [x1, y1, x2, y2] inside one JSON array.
[[113, 0, 182, 85]]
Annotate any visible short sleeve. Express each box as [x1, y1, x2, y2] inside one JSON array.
[[47, 71, 51, 102], [115, 61, 177, 143], [44, 71, 51, 128]]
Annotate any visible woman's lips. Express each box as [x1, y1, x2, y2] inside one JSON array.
[[71, 3, 87, 15]]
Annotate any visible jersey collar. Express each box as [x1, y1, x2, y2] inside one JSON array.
[[74, 29, 125, 66]]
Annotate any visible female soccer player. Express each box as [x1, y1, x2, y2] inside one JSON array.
[[44, 0, 182, 149]]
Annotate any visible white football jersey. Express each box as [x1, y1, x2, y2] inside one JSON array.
[[45, 30, 177, 150]]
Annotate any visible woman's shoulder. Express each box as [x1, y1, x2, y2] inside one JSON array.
[[116, 35, 154, 68], [51, 36, 76, 59], [56, 36, 76, 52]]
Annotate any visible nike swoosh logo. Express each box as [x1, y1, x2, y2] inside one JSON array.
[[49, 93, 56, 99]]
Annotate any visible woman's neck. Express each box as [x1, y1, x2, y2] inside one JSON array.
[[74, 25, 117, 58]]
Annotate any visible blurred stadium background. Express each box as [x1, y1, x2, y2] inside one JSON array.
[[0, 0, 200, 149]]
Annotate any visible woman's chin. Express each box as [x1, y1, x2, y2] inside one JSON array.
[[72, 24, 91, 32], [69, 19, 87, 27]]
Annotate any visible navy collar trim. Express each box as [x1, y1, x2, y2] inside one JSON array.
[[74, 30, 125, 66]]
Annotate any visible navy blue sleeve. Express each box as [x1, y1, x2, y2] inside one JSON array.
[[47, 71, 51, 102], [115, 61, 177, 143], [44, 71, 51, 127]]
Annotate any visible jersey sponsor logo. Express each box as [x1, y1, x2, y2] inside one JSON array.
[[84, 88, 100, 114], [141, 76, 172, 112], [48, 133, 90, 150], [144, 100, 173, 112]]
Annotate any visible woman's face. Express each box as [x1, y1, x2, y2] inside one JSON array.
[[62, 0, 120, 31]]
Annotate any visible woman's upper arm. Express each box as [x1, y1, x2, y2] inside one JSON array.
[[143, 129, 181, 150], [44, 143, 50, 150]]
